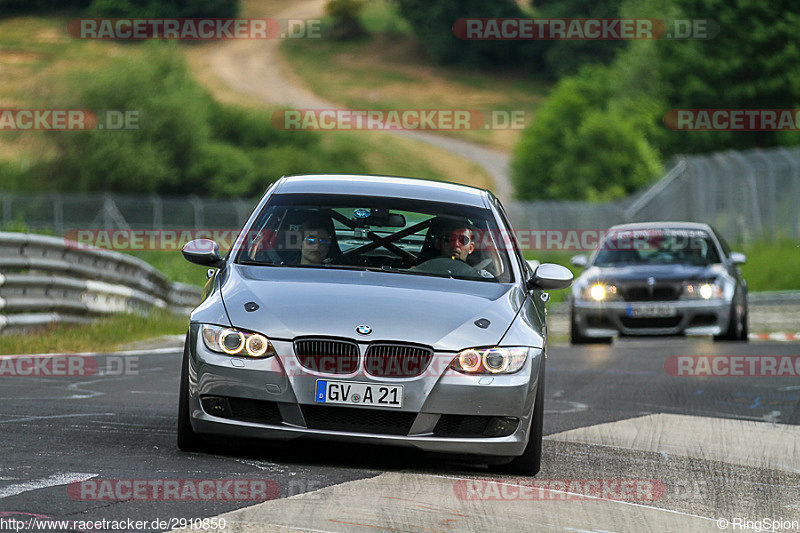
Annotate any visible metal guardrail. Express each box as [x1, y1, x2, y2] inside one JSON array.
[[0, 232, 201, 334]]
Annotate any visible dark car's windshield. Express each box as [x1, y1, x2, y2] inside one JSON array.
[[593, 229, 721, 267], [234, 193, 514, 283]]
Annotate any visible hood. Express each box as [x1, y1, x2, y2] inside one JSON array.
[[220, 264, 523, 352], [580, 264, 725, 284]]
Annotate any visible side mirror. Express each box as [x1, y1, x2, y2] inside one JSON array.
[[527, 263, 573, 291], [570, 254, 588, 268], [730, 252, 746, 265], [182, 239, 224, 268]]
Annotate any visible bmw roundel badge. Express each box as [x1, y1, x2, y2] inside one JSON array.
[[356, 324, 372, 335]]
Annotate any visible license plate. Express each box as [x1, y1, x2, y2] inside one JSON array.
[[315, 380, 403, 408], [627, 304, 677, 318]]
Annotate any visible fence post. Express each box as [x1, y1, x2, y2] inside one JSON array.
[[190, 195, 204, 229], [151, 194, 163, 230], [752, 149, 777, 240], [53, 192, 64, 235], [2, 193, 10, 227], [778, 147, 800, 241]]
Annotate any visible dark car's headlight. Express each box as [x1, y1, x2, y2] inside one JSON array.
[[581, 283, 621, 302], [201, 324, 275, 358], [449, 347, 529, 375], [681, 282, 723, 300]]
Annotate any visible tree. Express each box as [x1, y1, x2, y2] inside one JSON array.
[[395, 0, 544, 69], [535, 0, 626, 78], [658, 0, 800, 153]]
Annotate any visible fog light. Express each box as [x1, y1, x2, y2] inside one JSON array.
[[483, 416, 519, 437], [201, 396, 230, 418]]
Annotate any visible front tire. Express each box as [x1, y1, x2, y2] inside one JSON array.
[[570, 307, 612, 345], [177, 333, 206, 452], [714, 298, 747, 342], [497, 356, 545, 476]]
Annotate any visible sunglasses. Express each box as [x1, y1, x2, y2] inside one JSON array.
[[305, 236, 331, 246], [435, 233, 472, 246]]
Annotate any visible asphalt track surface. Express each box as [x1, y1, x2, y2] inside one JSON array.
[[1, 338, 799, 532]]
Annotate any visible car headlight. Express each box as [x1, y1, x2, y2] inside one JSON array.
[[450, 347, 529, 375], [581, 283, 620, 302], [681, 282, 723, 300], [201, 324, 275, 358]]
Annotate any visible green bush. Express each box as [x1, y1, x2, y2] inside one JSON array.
[[87, 0, 239, 18], [26, 43, 366, 197], [325, 0, 366, 40], [512, 46, 665, 200], [395, 0, 544, 69], [536, 0, 625, 78], [0, 0, 237, 16], [0, 0, 91, 15]]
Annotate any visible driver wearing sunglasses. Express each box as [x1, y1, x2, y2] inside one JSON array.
[[435, 225, 476, 262]]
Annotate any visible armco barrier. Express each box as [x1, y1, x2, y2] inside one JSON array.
[[0, 232, 201, 333]]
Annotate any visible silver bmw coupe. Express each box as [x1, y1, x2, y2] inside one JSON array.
[[177, 175, 572, 475]]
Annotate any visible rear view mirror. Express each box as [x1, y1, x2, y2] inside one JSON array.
[[182, 239, 224, 268], [730, 252, 746, 265], [358, 209, 406, 227], [528, 263, 573, 291]]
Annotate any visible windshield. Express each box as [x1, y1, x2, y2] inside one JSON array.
[[593, 229, 721, 267], [234, 193, 514, 283]]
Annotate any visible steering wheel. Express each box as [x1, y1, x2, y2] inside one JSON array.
[[414, 257, 481, 278]]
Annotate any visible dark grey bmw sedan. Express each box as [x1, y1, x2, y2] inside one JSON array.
[[570, 222, 748, 344]]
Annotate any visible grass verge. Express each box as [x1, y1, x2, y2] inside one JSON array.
[[738, 240, 800, 293], [127, 250, 209, 288], [0, 309, 188, 355]]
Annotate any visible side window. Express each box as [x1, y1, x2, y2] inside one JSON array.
[[717, 234, 732, 259], [492, 197, 526, 276]]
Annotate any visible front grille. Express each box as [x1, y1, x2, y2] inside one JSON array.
[[365, 343, 433, 377], [301, 405, 416, 435], [620, 316, 681, 329], [622, 286, 680, 302], [294, 338, 359, 374], [434, 415, 493, 437]]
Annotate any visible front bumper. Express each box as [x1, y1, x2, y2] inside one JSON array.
[[572, 298, 731, 337], [186, 327, 542, 457]]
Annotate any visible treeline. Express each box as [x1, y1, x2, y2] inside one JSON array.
[[0, 0, 237, 17]]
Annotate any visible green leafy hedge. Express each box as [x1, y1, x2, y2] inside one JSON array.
[[31, 44, 367, 197]]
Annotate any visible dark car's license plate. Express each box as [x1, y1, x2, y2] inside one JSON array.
[[627, 304, 677, 318]]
